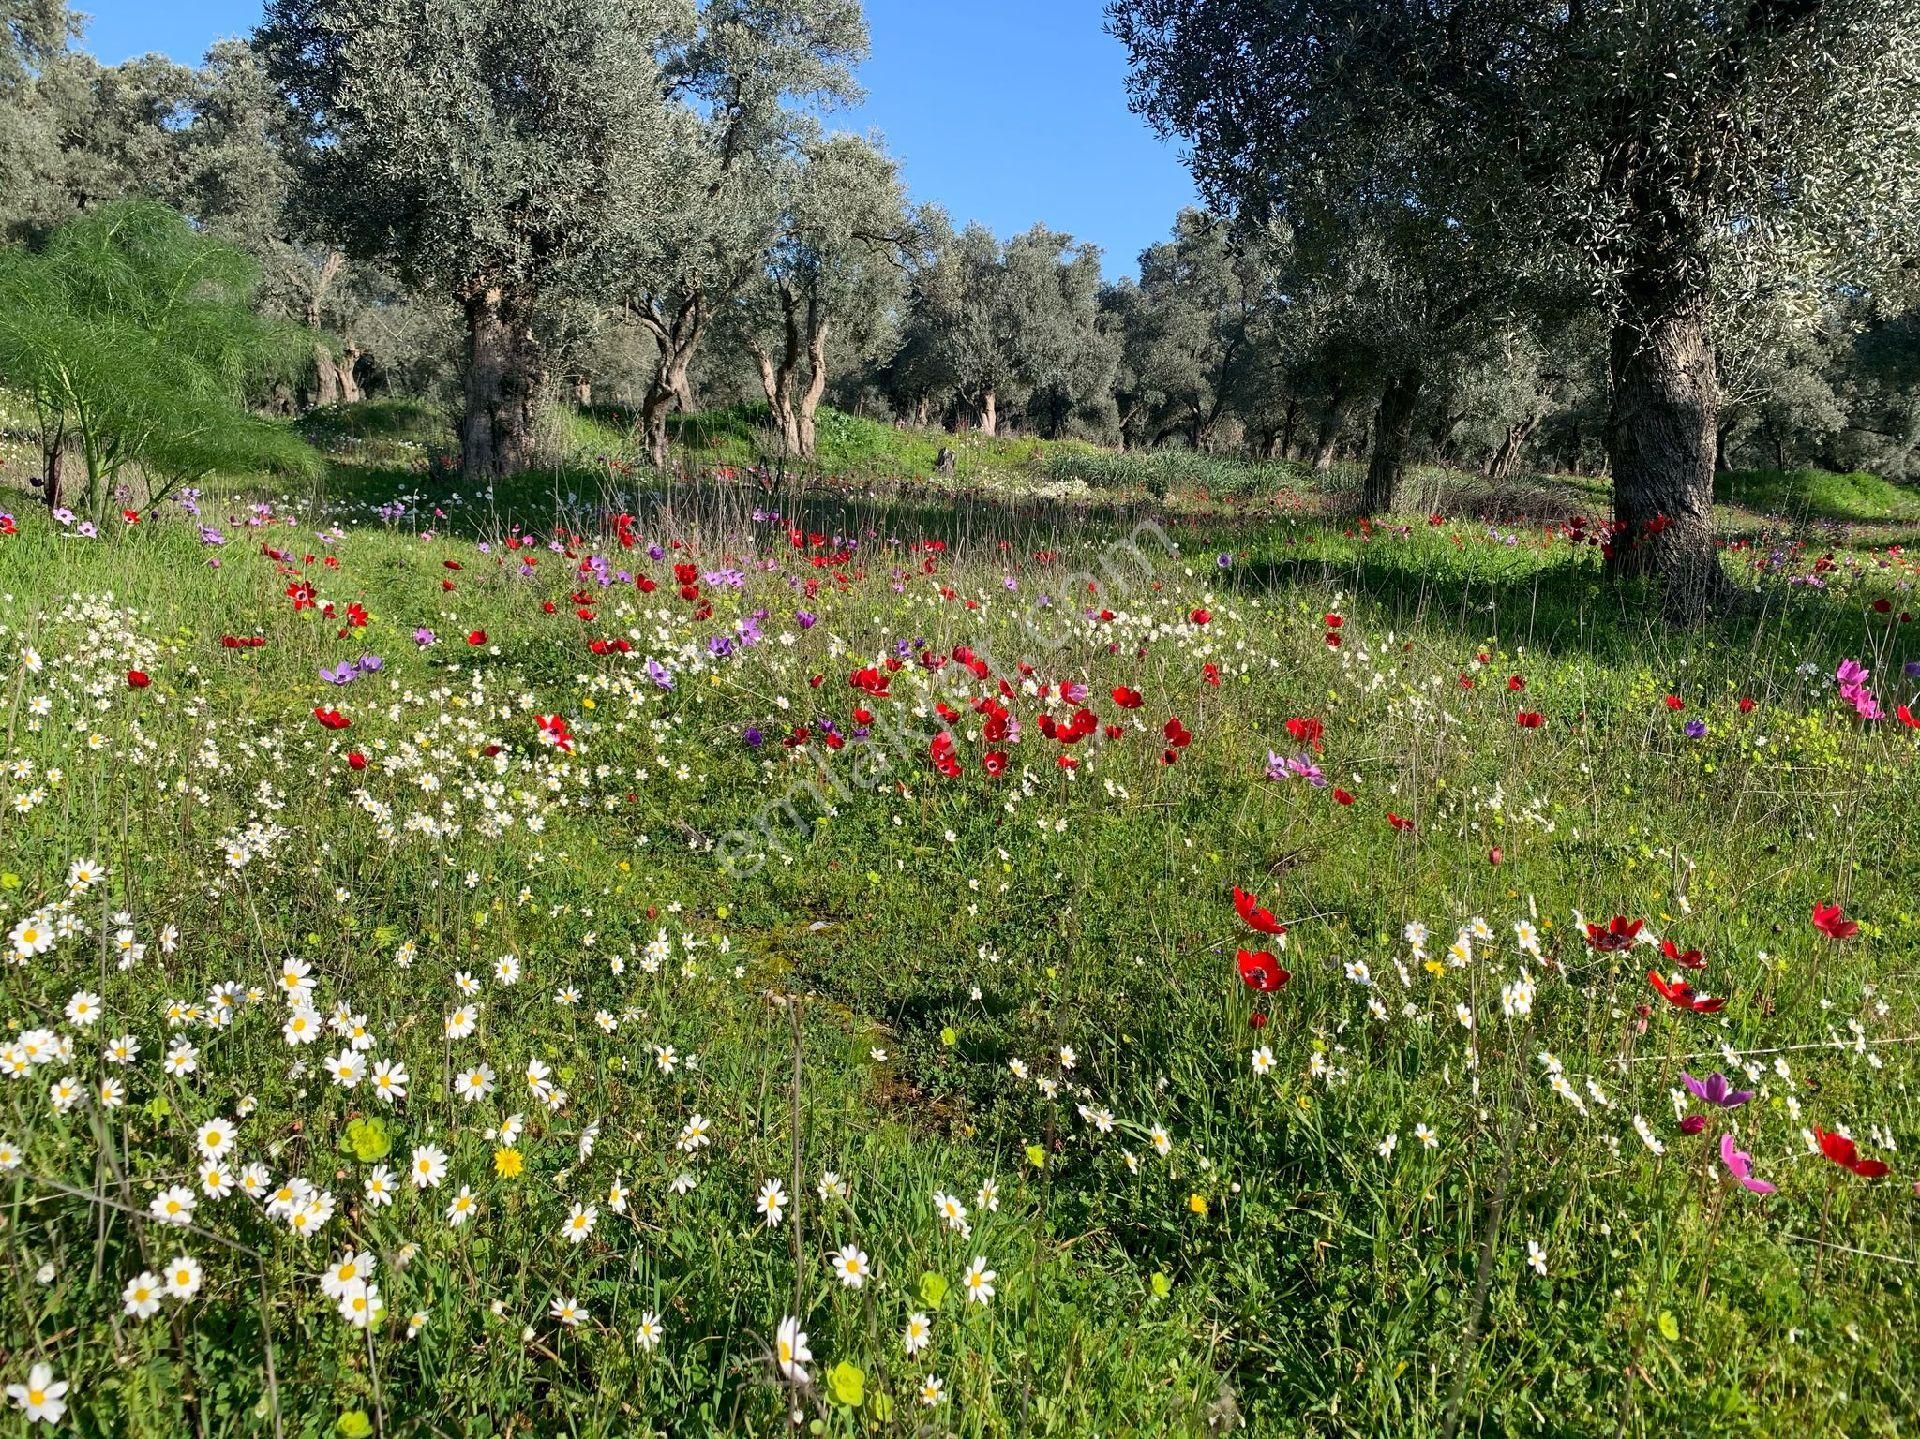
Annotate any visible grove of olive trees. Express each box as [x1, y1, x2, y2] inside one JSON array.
[[3, 0, 1919, 612]]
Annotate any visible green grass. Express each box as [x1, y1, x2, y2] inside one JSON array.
[[1, 435, 1919, 1436], [1715, 467, 1920, 524]]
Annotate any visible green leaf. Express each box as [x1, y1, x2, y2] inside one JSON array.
[[143, 1095, 171, 1121], [826, 1360, 864, 1407], [1657, 1310, 1679, 1342], [939, 1026, 957, 1047], [337, 1413, 374, 1439], [1025, 1144, 1046, 1168], [1150, 1272, 1172, 1299], [918, 1272, 949, 1307], [343, 1116, 391, 1163]]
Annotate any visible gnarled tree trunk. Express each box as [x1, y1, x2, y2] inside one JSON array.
[[796, 310, 830, 459], [1312, 380, 1347, 472], [980, 390, 998, 438], [637, 289, 709, 468], [461, 286, 543, 481], [313, 342, 341, 408], [1361, 365, 1422, 514], [1485, 413, 1541, 481], [1605, 295, 1732, 621]]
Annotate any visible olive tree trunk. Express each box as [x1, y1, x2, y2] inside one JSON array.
[[461, 286, 543, 481], [637, 290, 708, 468], [1311, 380, 1347, 472], [313, 342, 341, 408], [338, 346, 363, 405], [1604, 296, 1733, 620], [796, 314, 830, 459], [1361, 365, 1422, 514], [1484, 413, 1541, 481]]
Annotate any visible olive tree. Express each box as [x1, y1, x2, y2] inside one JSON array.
[[0, 7, 200, 247], [903, 223, 1113, 437], [731, 133, 915, 458], [1111, 0, 1920, 616], [257, 0, 691, 479], [626, 0, 868, 465]]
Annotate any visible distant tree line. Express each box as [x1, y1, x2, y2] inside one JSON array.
[[2, 0, 1918, 612]]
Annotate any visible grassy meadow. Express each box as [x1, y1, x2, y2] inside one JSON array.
[[1, 414, 1918, 1437]]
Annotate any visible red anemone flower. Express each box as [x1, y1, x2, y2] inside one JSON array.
[[1236, 948, 1290, 993], [1232, 886, 1287, 936], [126, 670, 150, 689], [1811, 902, 1858, 940], [1660, 937, 1707, 971], [1584, 915, 1644, 952], [1813, 1127, 1891, 1179], [312, 707, 350, 731], [534, 714, 574, 752], [1284, 716, 1323, 751], [1647, 970, 1726, 1014]]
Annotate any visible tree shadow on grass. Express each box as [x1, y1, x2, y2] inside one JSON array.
[[1228, 544, 1886, 668]]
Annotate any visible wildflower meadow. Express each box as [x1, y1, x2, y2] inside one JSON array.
[[0, 466, 1916, 1437]]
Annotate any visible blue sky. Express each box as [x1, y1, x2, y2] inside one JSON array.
[[75, 0, 1197, 277]]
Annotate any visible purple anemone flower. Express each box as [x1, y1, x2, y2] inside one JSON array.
[[1682, 1072, 1754, 1109]]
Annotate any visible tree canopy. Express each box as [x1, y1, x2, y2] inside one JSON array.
[[1110, 0, 1920, 613]]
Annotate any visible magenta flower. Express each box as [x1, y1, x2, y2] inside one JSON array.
[[1835, 658, 1884, 721], [1682, 1071, 1754, 1109], [1720, 1133, 1776, 1195]]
